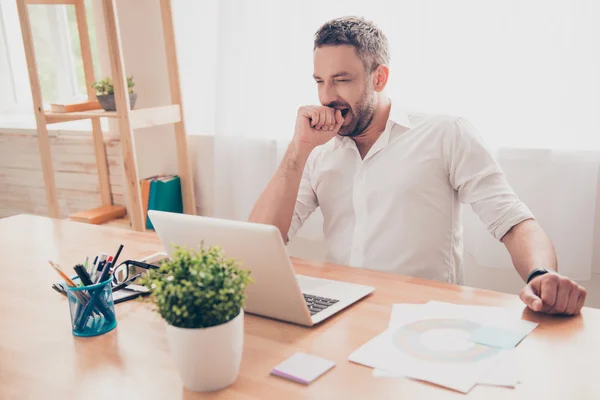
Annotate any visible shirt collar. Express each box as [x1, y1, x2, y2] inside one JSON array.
[[333, 105, 412, 151], [390, 107, 412, 130]]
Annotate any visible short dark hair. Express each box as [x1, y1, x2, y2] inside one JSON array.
[[314, 16, 389, 72]]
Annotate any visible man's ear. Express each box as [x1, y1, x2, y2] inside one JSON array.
[[373, 64, 389, 92]]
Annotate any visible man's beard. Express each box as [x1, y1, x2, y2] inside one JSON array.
[[339, 88, 377, 138]]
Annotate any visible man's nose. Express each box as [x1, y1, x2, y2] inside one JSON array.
[[319, 82, 338, 106]]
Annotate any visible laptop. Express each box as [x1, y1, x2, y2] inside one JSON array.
[[148, 210, 374, 326]]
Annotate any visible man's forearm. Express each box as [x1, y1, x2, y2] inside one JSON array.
[[501, 219, 558, 281], [248, 142, 311, 240]]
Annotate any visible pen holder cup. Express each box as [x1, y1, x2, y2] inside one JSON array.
[[65, 277, 117, 337]]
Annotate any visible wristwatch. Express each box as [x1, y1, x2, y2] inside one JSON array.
[[526, 268, 550, 284]]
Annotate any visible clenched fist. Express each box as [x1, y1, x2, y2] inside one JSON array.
[[520, 272, 587, 315], [293, 106, 345, 151]]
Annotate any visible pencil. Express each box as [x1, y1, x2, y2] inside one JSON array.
[[48, 261, 89, 307], [48, 261, 78, 287]]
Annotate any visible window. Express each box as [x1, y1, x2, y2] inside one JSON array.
[[0, 2, 16, 109], [0, 0, 100, 114]]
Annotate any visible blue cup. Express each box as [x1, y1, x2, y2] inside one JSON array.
[[65, 277, 117, 337]]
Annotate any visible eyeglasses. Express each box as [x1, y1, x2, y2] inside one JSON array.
[[111, 253, 167, 292], [50, 252, 169, 297]]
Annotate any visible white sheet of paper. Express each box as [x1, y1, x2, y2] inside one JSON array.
[[373, 350, 519, 388], [391, 302, 538, 336], [351, 304, 511, 393], [370, 302, 534, 390], [478, 351, 519, 387], [390, 302, 512, 329]]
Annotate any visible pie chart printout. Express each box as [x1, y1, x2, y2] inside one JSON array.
[[392, 318, 499, 363]]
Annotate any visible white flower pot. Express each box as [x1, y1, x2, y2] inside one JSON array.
[[166, 310, 244, 392]]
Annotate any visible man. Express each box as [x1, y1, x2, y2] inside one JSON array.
[[249, 17, 586, 315]]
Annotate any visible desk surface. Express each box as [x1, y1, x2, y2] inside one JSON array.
[[1, 214, 598, 399]]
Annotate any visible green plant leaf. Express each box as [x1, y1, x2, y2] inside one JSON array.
[[139, 245, 253, 329], [90, 76, 135, 96]]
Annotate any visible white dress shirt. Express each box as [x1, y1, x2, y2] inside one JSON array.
[[288, 107, 534, 284]]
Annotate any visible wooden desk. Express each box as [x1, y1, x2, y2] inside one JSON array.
[[1, 215, 598, 399]]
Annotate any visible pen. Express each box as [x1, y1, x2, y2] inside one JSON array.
[[74, 264, 95, 286], [95, 256, 113, 284], [90, 256, 99, 280], [51, 283, 66, 296], [105, 258, 113, 278], [112, 244, 124, 268], [91, 253, 107, 281], [84, 257, 89, 273], [98, 253, 108, 269]]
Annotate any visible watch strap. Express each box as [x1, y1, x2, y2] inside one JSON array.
[[527, 268, 550, 284]]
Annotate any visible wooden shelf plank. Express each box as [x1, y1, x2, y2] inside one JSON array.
[[160, 0, 197, 215], [45, 109, 118, 124], [44, 104, 181, 129], [130, 104, 181, 129], [74, 0, 112, 207], [102, 0, 144, 231], [17, 0, 60, 218], [26, 0, 77, 5]]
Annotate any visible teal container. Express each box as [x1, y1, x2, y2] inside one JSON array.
[[65, 277, 117, 337]]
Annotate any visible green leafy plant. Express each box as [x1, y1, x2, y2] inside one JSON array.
[[91, 76, 135, 96], [139, 245, 253, 329]]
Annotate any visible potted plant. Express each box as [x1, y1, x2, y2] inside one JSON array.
[[91, 76, 137, 111], [140, 245, 252, 392]]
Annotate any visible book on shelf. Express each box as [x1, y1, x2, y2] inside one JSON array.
[[140, 178, 153, 227], [140, 175, 183, 230], [49, 100, 102, 113], [69, 205, 126, 225]]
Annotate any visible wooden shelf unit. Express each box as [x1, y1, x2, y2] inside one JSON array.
[[45, 104, 182, 129], [16, 0, 196, 231]]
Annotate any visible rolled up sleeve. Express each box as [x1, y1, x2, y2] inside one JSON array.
[[287, 153, 319, 240], [446, 117, 534, 240]]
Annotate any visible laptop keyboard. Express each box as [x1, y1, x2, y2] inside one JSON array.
[[303, 293, 339, 316]]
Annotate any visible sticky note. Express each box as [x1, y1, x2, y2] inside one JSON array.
[[271, 352, 336, 384], [500, 319, 538, 335], [469, 326, 529, 349]]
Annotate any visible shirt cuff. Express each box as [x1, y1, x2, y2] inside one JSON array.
[[490, 202, 535, 241]]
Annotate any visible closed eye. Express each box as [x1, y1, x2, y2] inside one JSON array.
[[335, 79, 351, 83]]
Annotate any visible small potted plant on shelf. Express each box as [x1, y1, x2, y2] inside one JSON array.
[[140, 245, 252, 392], [91, 76, 137, 111]]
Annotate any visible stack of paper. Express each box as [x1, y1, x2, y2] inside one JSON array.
[[348, 301, 538, 393]]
